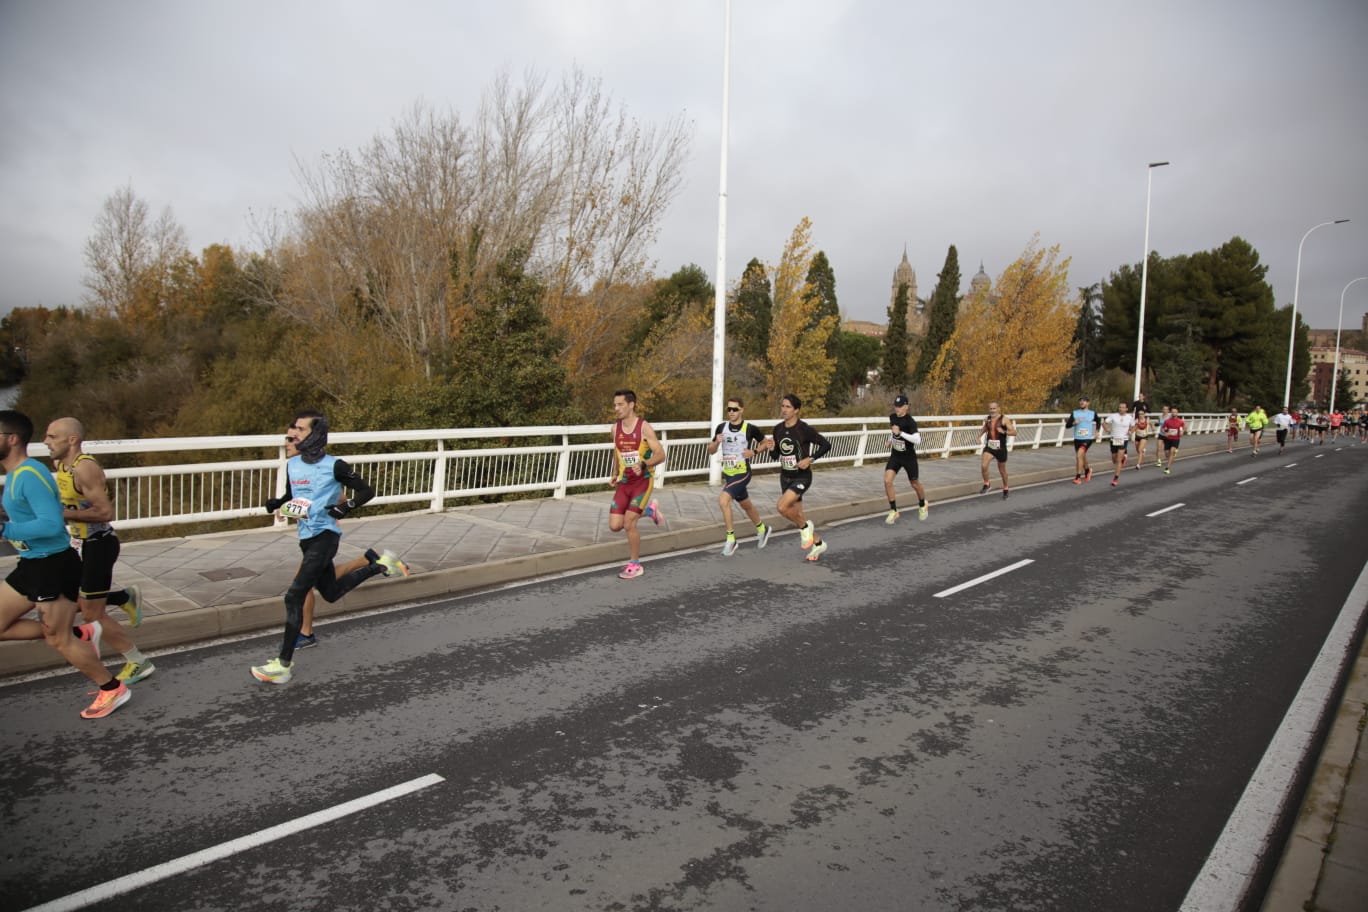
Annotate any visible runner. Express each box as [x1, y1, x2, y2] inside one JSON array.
[[253, 410, 409, 683], [1273, 406, 1295, 455], [43, 417, 154, 684], [1065, 395, 1100, 484], [1102, 401, 1135, 486], [1246, 404, 1268, 456], [1329, 409, 1344, 442], [1225, 407, 1240, 454], [607, 389, 666, 579], [0, 410, 130, 718], [757, 394, 832, 561], [1132, 407, 1153, 470], [978, 402, 1017, 498], [883, 395, 928, 523], [1159, 406, 1186, 474], [707, 397, 770, 555], [1155, 406, 1172, 465]]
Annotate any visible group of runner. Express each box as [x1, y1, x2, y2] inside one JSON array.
[[1290, 408, 1368, 444]]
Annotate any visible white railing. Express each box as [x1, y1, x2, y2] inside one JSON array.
[[14, 413, 1227, 534]]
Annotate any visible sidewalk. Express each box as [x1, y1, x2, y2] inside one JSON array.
[[2, 433, 1361, 911]]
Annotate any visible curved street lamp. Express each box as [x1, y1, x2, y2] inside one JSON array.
[[1132, 161, 1169, 402], [1329, 276, 1368, 414], [1284, 218, 1350, 407]]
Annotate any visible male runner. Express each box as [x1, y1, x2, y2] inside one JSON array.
[[1102, 401, 1135, 486], [979, 402, 1017, 498], [1273, 406, 1295, 455], [252, 410, 409, 683], [43, 417, 154, 683], [707, 397, 769, 555], [883, 395, 928, 523], [1155, 406, 1172, 465], [1246, 405, 1268, 455], [1066, 395, 1100, 484], [758, 394, 832, 561], [0, 410, 130, 718], [608, 389, 665, 579], [1160, 406, 1186, 474]]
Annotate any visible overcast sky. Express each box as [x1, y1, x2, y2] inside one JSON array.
[[3, 0, 1366, 336]]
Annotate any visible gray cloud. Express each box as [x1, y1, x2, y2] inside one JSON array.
[[2, 0, 1365, 335]]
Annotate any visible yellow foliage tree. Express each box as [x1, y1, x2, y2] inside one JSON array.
[[764, 217, 837, 410], [625, 300, 714, 418], [927, 236, 1077, 413]]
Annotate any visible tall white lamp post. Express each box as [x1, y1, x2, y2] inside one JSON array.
[[708, 0, 732, 486], [1284, 219, 1350, 407], [1132, 161, 1169, 402], [1330, 276, 1368, 414]]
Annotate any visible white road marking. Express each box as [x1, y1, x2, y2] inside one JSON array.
[[1283, 463, 1297, 468], [1146, 503, 1186, 517], [1315, 453, 1325, 459], [1235, 477, 1258, 486], [24, 773, 445, 912], [1180, 558, 1368, 911], [933, 559, 1033, 598]]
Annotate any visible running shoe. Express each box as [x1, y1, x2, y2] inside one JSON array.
[[1002, 488, 1009, 499], [918, 503, 929, 521], [1164, 467, 1172, 475], [646, 500, 663, 526], [376, 550, 410, 578], [618, 561, 644, 579], [121, 585, 143, 627], [884, 509, 899, 525], [295, 632, 318, 650], [1110, 477, 1119, 487], [755, 523, 771, 549], [805, 540, 827, 562], [1072, 476, 1083, 485], [800, 521, 815, 550], [76, 621, 103, 659], [80, 682, 131, 719], [721, 535, 738, 556], [116, 660, 156, 684], [251, 657, 293, 684], [979, 484, 991, 494], [1084, 467, 1093, 482], [1156, 458, 1163, 467]]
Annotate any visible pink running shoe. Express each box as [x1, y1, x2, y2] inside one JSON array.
[[618, 561, 644, 579]]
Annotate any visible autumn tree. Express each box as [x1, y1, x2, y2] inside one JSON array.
[[765, 218, 837, 409], [83, 183, 189, 325], [912, 245, 961, 384], [831, 331, 883, 405], [882, 282, 911, 392], [803, 251, 846, 408], [928, 236, 1077, 413]]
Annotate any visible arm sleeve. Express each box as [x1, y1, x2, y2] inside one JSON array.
[[333, 459, 375, 509], [4, 473, 67, 541], [809, 428, 833, 461], [1065, 413, 1076, 428], [747, 426, 765, 448]]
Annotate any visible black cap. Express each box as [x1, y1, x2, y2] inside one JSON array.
[[893, 395, 909, 407]]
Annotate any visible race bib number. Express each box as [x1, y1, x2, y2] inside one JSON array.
[[281, 497, 313, 520], [890, 436, 906, 452], [5, 538, 29, 552], [722, 454, 741, 469], [69, 537, 83, 557], [619, 450, 640, 468], [781, 454, 798, 470], [986, 439, 1001, 451]]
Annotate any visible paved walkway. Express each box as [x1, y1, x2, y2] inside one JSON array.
[[1, 433, 1362, 910]]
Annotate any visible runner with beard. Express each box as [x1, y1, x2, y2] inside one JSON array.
[[758, 394, 832, 561]]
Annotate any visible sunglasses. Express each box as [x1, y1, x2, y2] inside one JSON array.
[[726, 406, 741, 412]]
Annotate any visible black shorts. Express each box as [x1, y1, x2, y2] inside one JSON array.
[[1073, 439, 1094, 450], [1276, 429, 1288, 444], [5, 548, 82, 604], [982, 443, 1008, 463], [721, 468, 753, 503], [1109, 441, 1128, 454], [779, 470, 813, 501], [1162, 437, 1181, 450], [76, 531, 120, 599], [884, 454, 920, 482]]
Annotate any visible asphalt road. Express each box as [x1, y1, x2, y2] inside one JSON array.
[[4, 444, 1367, 912]]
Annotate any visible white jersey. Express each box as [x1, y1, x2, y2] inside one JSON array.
[[1273, 412, 1294, 431], [1104, 412, 1135, 443]]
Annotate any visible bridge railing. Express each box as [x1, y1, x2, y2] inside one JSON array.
[[15, 413, 1226, 534]]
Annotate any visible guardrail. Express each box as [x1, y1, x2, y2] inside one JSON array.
[[14, 412, 1228, 535]]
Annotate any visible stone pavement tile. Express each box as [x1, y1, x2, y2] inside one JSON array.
[[1314, 856, 1367, 912], [1327, 819, 1368, 872]]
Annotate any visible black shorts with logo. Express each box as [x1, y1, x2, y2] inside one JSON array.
[[779, 470, 813, 501], [6, 548, 82, 604]]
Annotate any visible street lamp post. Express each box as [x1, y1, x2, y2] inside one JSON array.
[[708, 0, 732, 487], [1330, 276, 1368, 414], [1284, 218, 1350, 407], [1132, 161, 1169, 402]]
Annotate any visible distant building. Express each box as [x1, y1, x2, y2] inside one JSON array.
[[1309, 346, 1368, 405], [843, 251, 991, 339]]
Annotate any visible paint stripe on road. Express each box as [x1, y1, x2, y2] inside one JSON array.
[[1284, 463, 1297, 468], [1146, 503, 1185, 517], [1180, 558, 1368, 912], [24, 773, 446, 912], [933, 559, 1033, 598], [1315, 454, 1325, 459], [1236, 477, 1258, 486]]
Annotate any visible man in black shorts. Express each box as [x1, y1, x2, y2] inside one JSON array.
[[883, 395, 928, 523], [758, 394, 832, 561], [979, 402, 1017, 498], [707, 397, 771, 555]]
